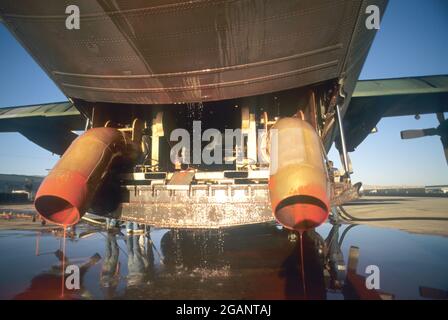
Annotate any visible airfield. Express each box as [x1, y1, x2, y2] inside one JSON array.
[[0, 195, 447, 300], [340, 196, 448, 237]]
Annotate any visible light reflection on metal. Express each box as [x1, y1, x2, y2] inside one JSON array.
[[268, 117, 330, 231], [35, 127, 138, 226]]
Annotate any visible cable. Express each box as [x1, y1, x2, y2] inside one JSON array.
[[338, 224, 358, 247], [81, 216, 106, 226]]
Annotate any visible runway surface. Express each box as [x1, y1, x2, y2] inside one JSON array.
[[340, 196, 448, 237]]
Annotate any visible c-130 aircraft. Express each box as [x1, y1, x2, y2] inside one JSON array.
[[0, 0, 447, 230]]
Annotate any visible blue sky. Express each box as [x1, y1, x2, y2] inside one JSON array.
[[328, 0, 448, 185], [0, 0, 447, 185]]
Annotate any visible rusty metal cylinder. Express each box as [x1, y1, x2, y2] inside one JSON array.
[[268, 117, 330, 231], [35, 127, 137, 226]]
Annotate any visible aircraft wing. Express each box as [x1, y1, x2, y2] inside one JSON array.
[[1, 75, 447, 158], [344, 75, 448, 152], [0, 101, 85, 155]]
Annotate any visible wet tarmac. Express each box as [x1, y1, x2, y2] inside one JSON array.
[[0, 197, 447, 300]]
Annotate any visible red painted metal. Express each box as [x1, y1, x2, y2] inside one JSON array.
[[269, 117, 330, 231], [35, 127, 138, 226]]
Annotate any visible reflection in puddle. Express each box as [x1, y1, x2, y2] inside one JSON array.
[[0, 220, 447, 299]]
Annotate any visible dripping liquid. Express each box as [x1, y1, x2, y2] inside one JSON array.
[[35, 232, 40, 256], [299, 231, 307, 299], [60, 226, 66, 298]]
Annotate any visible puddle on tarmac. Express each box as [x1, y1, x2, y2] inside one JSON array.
[[0, 221, 447, 299]]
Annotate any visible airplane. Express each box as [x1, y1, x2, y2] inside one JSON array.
[[0, 0, 447, 231]]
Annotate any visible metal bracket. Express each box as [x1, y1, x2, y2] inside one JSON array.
[[240, 105, 257, 169], [336, 103, 351, 179], [151, 111, 164, 169]]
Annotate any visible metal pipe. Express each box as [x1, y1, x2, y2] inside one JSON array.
[[336, 104, 350, 176], [35, 127, 138, 226], [268, 117, 330, 231]]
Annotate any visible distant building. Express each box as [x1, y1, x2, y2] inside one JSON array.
[[363, 185, 448, 197], [425, 185, 448, 194], [0, 174, 44, 202]]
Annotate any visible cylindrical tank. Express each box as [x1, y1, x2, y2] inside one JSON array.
[[35, 127, 138, 226], [268, 117, 330, 231]]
